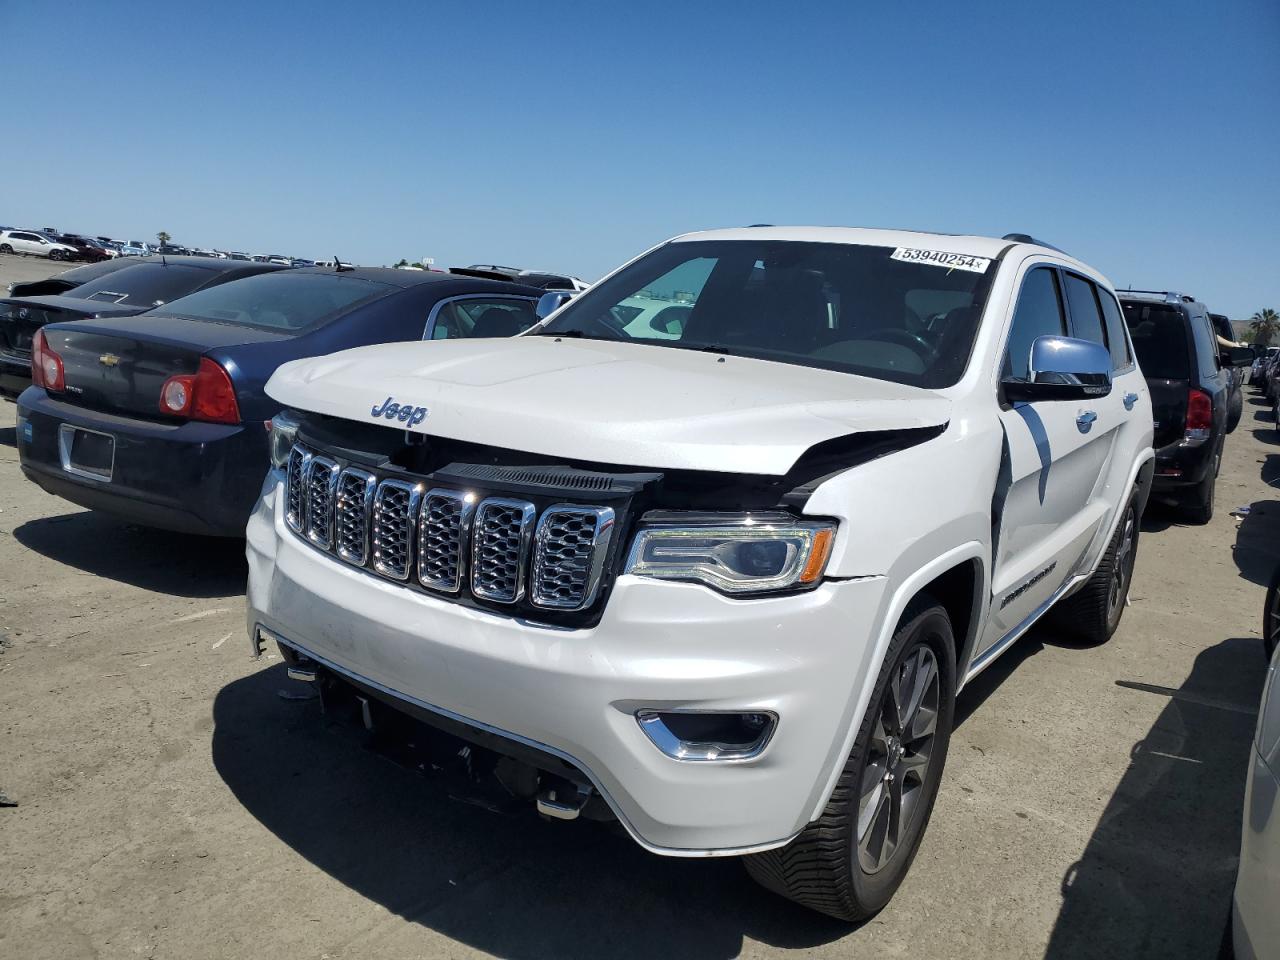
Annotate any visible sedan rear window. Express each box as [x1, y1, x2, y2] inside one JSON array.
[[155, 272, 396, 331], [1123, 302, 1189, 380], [70, 264, 214, 307]]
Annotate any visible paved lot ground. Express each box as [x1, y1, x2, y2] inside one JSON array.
[[0, 252, 1277, 959]]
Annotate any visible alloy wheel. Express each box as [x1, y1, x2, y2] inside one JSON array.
[[1267, 584, 1280, 657], [857, 644, 940, 874], [1107, 507, 1136, 620]]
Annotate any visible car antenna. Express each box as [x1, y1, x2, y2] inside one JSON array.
[[335, 255, 353, 273]]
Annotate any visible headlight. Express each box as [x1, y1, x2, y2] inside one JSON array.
[[268, 411, 300, 468], [624, 512, 835, 595]]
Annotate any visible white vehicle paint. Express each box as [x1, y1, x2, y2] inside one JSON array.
[[248, 226, 1155, 919], [1233, 639, 1280, 960], [0, 229, 80, 260]]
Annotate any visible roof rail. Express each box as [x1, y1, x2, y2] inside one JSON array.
[[1118, 289, 1198, 304], [1002, 233, 1066, 254]]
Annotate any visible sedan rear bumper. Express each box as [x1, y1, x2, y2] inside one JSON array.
[[16, 386, 268, 537]]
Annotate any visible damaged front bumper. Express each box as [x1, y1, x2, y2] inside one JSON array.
[[246, 470, 889, 856]]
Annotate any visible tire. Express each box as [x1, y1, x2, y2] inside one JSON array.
[[744, 597, 956, 921], [1048, 498, 1139, 644], [1264, 565, 1280, 661], [1182, 455, 1217, 525], [49, 249, 63, 261], [1227, 387, 1243, 433], [0, 244, 10, 255]]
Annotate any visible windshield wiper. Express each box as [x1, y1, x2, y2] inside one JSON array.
[[696, 344, 734, 355]]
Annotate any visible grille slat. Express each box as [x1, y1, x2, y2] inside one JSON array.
[[471, 498, 536, 603], [335, 468, 376, 566], [418, 489, 475, 593], [531, 506, 616, 610], [285, 446, 311, 533], [304, 457, 340, 549], [284, 444, 616, 616], [372, 479, 421, 581]]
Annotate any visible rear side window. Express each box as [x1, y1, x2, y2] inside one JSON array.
[[1063, 274, 1107, 349], [430, 297, 536, 339], [1190, 313, 1219, 380], [1123, 302, 1190, 379], [1003, 267, 1066, 380], [1098, 290, 1132, 370]]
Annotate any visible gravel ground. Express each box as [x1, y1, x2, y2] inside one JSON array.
[[0, 252, 1276, 959]]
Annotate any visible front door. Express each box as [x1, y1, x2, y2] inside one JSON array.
[[979, 264, 1123, 657]]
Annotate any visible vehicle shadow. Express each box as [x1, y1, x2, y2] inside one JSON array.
[[1044, 636, 1265, 960], [1232, 499, 1280, 588], [12, 511, 246, 598], [0, 425, 15, 447], [1250, 427, 1280, 446], [211, 667, 854, 959]]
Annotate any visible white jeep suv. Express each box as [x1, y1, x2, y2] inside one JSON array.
[[247, 227, 1154, 919]]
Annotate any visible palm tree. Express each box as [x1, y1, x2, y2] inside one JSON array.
[[1250, 308, 1280, 346], [156, 230, 171, 247]]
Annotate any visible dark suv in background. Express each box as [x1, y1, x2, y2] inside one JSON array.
[[1122, 291, 1252, 522]]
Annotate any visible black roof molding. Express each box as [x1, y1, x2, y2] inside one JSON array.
[[1001, 233, 1066, 254]]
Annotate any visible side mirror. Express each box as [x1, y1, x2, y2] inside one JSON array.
[[1003, 335, 1112, 403], [535, 291, 574, 320], [1223, 345, 1254, 367]]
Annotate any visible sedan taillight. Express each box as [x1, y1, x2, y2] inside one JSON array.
[[31, 329, 65, 393], [159, 358, 240, 424]]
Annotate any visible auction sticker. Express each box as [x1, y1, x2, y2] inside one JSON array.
[[890, 247, 991, 273]]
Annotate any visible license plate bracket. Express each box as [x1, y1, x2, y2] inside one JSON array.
[[58, 424, 115, 481]]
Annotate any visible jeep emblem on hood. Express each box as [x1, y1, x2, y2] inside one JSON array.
[[370, 396, 429, 427]]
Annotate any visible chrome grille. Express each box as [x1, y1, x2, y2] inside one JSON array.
[[282, 443, 619, 616], [531, 506, 616, 610], [304, 457, 340, 549], [335, 468, 376, 566], [471, 498, 536, 603], [418, 489, 474, 593], [285, 446, 311, 533], [372, 479, 421, 581]]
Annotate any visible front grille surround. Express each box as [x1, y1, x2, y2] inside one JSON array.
[[335, 468, 377, 566], [531, 505, 617, 610], [285, 447, 312, 534], [417, 488, 476, 593], [282, 442, 629, 622], [303, 457, 340, 549], [372, 479, 422, 581], [471, 498, 537, 603]]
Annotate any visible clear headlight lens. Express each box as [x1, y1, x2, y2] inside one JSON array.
[[268, 411, 300, 469], [624, 512, 835, 595]]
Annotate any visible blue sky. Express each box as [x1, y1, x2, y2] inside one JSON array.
[[4, 1, 1277, 317]]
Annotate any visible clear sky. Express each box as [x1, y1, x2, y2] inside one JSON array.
[[4, 1, 1277, 317]]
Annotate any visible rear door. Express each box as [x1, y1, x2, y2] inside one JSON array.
[[979, 263, 1119, 657]]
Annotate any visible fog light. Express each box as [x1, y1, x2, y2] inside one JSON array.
[[636, 709, 778, 761]]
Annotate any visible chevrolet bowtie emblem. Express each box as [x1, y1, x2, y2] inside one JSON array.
[[99, 353, 120, 367]]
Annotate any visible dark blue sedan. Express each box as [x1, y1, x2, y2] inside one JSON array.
[[16, 267, 544, 536]]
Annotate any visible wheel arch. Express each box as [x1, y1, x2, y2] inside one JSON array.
[[805, 541, 989, 825]]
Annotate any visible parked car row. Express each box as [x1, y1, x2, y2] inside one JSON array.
[[2, 225, 1268, 932]]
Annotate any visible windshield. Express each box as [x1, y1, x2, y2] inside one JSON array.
[[1123, 302, 1190, 379], [537, 239, 995, 387], [69, 263, 214, 307], [154, 271, 395, 331]]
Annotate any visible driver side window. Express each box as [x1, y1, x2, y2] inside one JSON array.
[[592, 257, 715, 341], [1003, 267, 1065, 381]]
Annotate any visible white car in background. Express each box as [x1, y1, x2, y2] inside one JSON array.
[[119, 240, 153, 257], [0, 229, 81, 261], [1232, 617, 1280, 959]]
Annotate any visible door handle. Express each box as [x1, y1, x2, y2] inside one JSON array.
[[1076, 410, 1098, 433], [1123, 392, 1138, 411]]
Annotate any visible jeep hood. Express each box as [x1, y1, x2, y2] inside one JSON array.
[[265, 337, 951, 476]]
